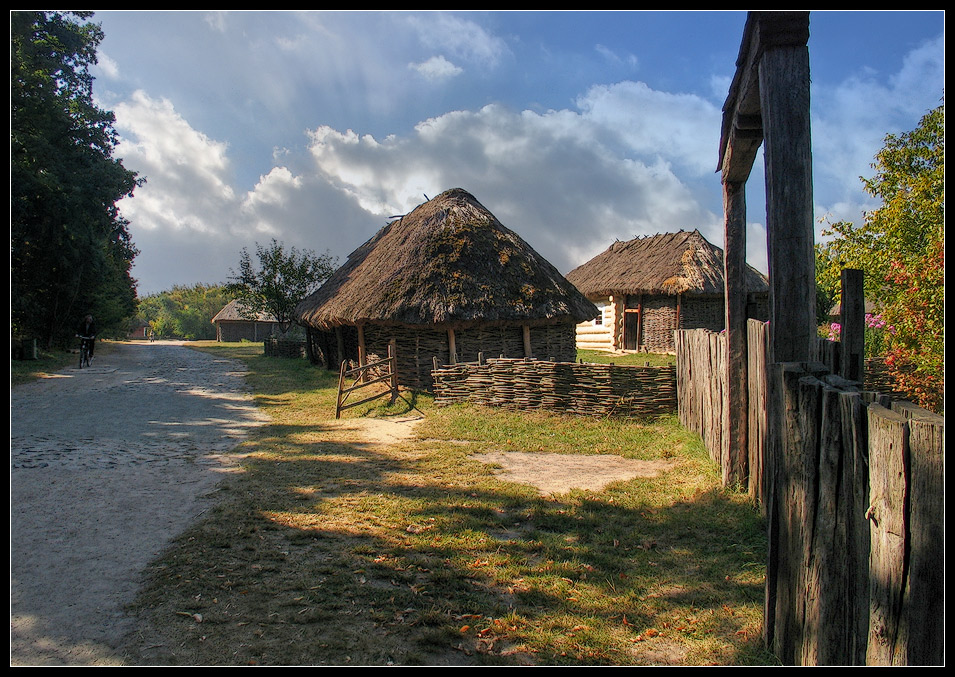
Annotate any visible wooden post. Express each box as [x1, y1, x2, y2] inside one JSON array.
[[522, 324, 532, 358], [335, 326, 345, 368], [759, 39, 816, 364], [866, 403, 909, 665], [723, 180, 749, 487], [635, 295, 644, 350], [357, 324, 367, 366], [839, 268, 865, 383], [448, 328, 457, 365], [388, 340, 398, 404]]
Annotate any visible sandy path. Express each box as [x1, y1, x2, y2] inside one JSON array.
[[10, 342, 268, 666]]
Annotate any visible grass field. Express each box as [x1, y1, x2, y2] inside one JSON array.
[[52, 341, 770, 665]]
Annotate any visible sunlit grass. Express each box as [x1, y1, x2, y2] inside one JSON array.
[[122, 343, 773, 666], [576, 349, 676, 367]]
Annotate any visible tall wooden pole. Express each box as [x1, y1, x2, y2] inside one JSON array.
[[760, 44, 816, 364], [723, 180, 749, 487]]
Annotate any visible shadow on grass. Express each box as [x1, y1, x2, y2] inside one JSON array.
[[124, 409, 775, 667]]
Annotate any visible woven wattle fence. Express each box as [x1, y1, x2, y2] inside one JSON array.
[[431, 357, 677, 418]]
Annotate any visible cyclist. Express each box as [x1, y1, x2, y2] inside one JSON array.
[[76, 314, 97, 364]]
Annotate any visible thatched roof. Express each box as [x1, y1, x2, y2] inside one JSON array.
[[295, 188, 598, 329], [565, 229, 768, 299], [211, 299, 278, 324]]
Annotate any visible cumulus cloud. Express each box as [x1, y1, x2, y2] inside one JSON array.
[[306, 97, 722, 273]]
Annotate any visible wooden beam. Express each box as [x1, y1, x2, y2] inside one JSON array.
[[448, 328, 457, 365], [760, 42, 815, 364], [723, 180, 749, 487], [522, 324, 533, 358]]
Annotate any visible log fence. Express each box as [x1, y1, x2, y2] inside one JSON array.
[[675, 322, 944, 665]]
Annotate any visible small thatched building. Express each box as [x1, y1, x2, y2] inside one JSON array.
[[295, 188, 598, 389], [211, 300, 281, 342], [565, 229, 769, 353]]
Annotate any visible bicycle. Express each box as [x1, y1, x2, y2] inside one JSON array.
[[77, 335, 94, 368]]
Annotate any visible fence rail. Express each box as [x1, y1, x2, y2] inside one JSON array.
[[335, 344, 399, 419]]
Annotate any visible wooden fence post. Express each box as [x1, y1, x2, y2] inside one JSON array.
[[889, 402, 945, 665], [865, 403, 909, 665], [840, 269, 865, 383]]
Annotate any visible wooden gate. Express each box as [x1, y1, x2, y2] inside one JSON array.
[[335, 343, 399, 419]]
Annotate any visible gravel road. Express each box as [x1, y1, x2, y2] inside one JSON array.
[[10, 342, 268, 666]]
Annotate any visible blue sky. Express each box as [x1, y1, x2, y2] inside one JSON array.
[[88, 10, 945, 295]]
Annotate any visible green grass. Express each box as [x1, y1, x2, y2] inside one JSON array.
[[576, 349, 676, 367], [115, 342, 772, 666], [10, 340, 119, 386]]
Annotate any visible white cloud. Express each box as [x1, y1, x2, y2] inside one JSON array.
[[95, 51, 120, 79], [305, 98, 721, 273], [203, 11, 228, 33], [405, 12, 509, 68], [410, 55, 463, 81], [810, 34, 943, 232]]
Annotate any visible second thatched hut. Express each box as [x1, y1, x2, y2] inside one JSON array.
[[295, 188, 598, 389], [565, 229, 769, 353]]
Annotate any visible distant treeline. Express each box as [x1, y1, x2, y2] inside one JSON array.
[[136, 283, 232, 340]]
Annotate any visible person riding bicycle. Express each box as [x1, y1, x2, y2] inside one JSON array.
[[77, 314, 97, 362]]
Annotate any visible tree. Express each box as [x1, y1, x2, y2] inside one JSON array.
[[819, 103, 943, 412], [136, 284, 233, 339], [227, 239, 337, 333], [11, 11, 143, 347]]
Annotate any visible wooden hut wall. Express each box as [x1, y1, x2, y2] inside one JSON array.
[[640, 296, 680, 352], [574, 300, 614, 351], [680, 296, 726, 332], [309, 322, 578, 390], [217, 320, 280, 342], [573, 291, 770, 356]]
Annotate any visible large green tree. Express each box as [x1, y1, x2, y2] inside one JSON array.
[[819, 102, 944, 411], [11, 11, 143, 346], [227, 239, 337, 333]]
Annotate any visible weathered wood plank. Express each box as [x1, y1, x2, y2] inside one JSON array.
[[866, 403, 909, 665], [896, 405, 944, 665]]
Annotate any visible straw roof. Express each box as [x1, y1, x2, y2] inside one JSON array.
[[295, 188, 598, 329], [565, 229, 768, 299], [211, 299, 278, 324]]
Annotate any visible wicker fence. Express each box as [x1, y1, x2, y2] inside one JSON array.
[[675, 322, 944, 665], [432, 357, 677, 418], [264, 337, 307, 359]]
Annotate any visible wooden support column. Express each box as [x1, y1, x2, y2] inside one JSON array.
[[448, 328, 457, 365], [839, 268, 865, 383], [357, 324, 367, 382], [759, 41, 815, 364], [522, 324, 532, 358], [723, 180, 749, 487], [335, 326, 345, 367]]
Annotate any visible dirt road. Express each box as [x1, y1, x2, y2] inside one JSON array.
[[10, 342, 268, 666]]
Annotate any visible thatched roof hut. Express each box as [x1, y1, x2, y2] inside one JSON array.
[[211, 299, 280, 342], [296, 188, 597, 388], [565, 230, 768, 353]]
